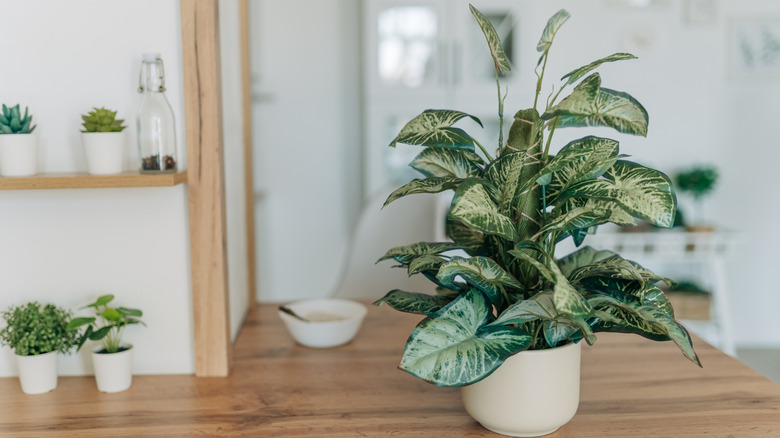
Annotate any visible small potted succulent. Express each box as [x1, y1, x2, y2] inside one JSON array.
[[67, 294, 144, 393], [0, 104, 38, 176], [0, 302, 81, 394], [80, 107, 127, 175], [675, 165, 718, 231], [375, 6, 700, 437]]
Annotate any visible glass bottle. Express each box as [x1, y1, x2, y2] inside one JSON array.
[[136, 53, 177, 173]]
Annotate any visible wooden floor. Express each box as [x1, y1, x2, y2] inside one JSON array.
[[2, 304, 780, 437]]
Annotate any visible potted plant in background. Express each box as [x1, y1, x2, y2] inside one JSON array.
[[67, 294, 144, 393], [80, 107, 127, 175], [675, 165, 718, 231], [0, 302, 80, 394], [0, 104, 38, 177], [375, 6, 700, 437]]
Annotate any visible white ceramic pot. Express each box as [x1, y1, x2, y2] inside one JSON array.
[[461, 341, 582, 437], [82, 131, 125, 175], [92, 345, 134, 393], [15, 351, 58, 394], [0, 133, 38, 176]]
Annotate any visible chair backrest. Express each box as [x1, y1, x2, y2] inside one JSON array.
[[333, 189, 446, 299]]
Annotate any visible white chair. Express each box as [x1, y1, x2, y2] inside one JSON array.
[[332, 188, 447, 300]]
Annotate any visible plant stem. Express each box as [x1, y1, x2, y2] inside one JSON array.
[[473, 138, 494, 163], [495, 68, 505, 154], [542, 117, 559, 163], [533, 52, 550, 110]]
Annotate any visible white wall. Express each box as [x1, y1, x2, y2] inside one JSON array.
[[251, 0, 363, 303], [0, 0, 194, 376], [219, 0, 251, 340]]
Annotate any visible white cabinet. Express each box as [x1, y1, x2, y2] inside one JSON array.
[[363, 0, 535, 199]]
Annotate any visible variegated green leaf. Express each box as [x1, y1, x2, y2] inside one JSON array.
[[485, 152, 531, 214], [490, 290, 557, 326], [384, 177, 463, 207], [390, 109, 482, 151], [532, 205, 612, 242], [408, 254, 447, 276], [448, 181, 519, 241], [378, 242, 463, 264], [445, 219, 484, 254], [373, 289, 454, 316], [549, 261, 592, 317], [544, 319, 581, 347], [588, 293, 701, 366], [537, 9, 570, 53], [470, 4, 511, 73], [410, 147, 485, 178], [561, 52, 637, 85], [562, 161, 676, 227], [541, 136, 619, 203], [568, 253, 671, 289], [400, 288, 532, 386], [436, 256, 523, 304], [557, 246, 616, 277], [542, 73, 648, 137]]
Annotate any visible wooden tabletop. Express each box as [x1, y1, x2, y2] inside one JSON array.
[[2, 303, 780, 437]]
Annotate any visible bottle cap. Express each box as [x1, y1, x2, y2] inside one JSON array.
[[143, 53, 161, 62]]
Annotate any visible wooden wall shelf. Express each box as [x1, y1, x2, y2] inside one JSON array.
[[0, 171, 187, 191]]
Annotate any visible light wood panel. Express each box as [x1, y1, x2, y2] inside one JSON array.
[[0, 171, 187, 190], [239, 0, 258, 309], [180, 0, 232, 377], [2, 303, 779, 437]]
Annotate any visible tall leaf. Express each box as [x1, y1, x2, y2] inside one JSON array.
[[541, 136, 619, 203], [561, 53, 637, 85], [390, 109, 482, 151], [537, 9, 571, 53], [399, 289, 531, 386], [542, 73, 648, 137], [378, 242, 463, 264], [470, 4, 512, 72], [561, 161, 676, 228], [436, 256, 523, 304], [384, 177, 463, 207], [410, 147, 484, 178], [448, 181, 519, 241], [373, 290, 454, 316], [485, 152, 530, 214]]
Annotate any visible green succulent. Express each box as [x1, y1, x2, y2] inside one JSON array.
[[0, 302, 81, 356], [0, 104, 36, 134], [675, 166, 718, 200], [67, 294, 144, 354], [374, 6, 699, 387], [81, 107, 126, 133]]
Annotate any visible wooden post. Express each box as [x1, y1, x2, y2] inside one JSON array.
[[180, 0, 232, 377], [239, 0, 258, 309]]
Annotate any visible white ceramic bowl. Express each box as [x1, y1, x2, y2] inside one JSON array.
[[278, 298, 367, 348]]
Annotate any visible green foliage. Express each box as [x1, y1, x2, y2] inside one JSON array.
[[81, 107, 126, 133], [675, 166, 718, 199], [0, 104, 36, 134], [67, 294, 144, 354], [0, 302, 80, 356], [374, 6, 699, 387]]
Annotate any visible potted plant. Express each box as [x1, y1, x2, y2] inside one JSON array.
[[374, 6, 700, 437], [67, 294, 144, 393], [675, 165, 718, 231], [0, 103, 38, 176], [80, 107, 127, 175], [0, 302, 81, 394]]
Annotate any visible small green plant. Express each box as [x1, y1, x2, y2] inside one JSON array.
[[67, 294, 144, 354], [80, 107, 126, 133], [675, 166, 718, 200], [0, 302, 80, 356], [0, 104, 36, 134]]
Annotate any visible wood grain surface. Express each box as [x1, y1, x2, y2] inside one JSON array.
[[0, 171, 187, 190], [1, 303, 779, 437]]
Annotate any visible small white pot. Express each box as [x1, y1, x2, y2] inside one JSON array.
[[461, 341, 582, 437], [92, 345, 134, 393], [82, 131, 125, 175], [15, 351, 58, 394], [0, 133, 38, 176]]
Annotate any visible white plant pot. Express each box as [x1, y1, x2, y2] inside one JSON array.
[[92, 345, 134, 393], [0, 133, 38, 176], [461, 341, 582, 437], [82, 131, 125, 175], [15, 351, 58, 394]]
